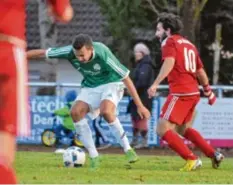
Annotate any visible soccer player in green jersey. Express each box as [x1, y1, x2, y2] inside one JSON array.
[[27, 34, 151, 170]]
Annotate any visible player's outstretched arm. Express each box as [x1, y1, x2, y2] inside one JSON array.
[[153, 57, 175, 86], [123, 76, 151, 120], [27, 46, 72, 60], [148, 57, 175, 98], [197, 68, 216, 105], [26, 49, 47, 59]]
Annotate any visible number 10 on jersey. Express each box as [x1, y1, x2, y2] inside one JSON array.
[[184, 47, 196, 73]]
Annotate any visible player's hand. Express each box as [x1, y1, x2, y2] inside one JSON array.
[[137, 106, 151, 120], [203, 85, 216, 105], [147, 84, 158, 99]]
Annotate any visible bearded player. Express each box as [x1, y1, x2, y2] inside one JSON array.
[[148, 13, 224, 171], [0, 0, 73, 183]]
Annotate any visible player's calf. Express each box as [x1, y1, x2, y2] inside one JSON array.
[[70, 101, 89, 122]]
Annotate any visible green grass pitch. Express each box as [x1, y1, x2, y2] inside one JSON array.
[[15, 152, 233, 184]]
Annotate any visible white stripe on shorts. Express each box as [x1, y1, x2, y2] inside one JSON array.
[[163, 96, 179, 120], [13, 47, 30, 136]]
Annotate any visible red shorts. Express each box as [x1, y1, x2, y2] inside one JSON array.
[[160, 94, 200, 125], [0, 42, 30, 136]]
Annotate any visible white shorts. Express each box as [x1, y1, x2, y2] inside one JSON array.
[[75, 82, 124, 120]]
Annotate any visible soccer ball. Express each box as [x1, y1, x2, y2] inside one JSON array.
[[63, 146, 86, 167]]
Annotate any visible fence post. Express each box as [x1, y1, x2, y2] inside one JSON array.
[[56, 83, 62, 109], [217, 88, 223, 98]]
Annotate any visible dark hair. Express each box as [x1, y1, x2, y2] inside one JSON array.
[[156, 13, 183, 34], [72, 34, 93, 50]]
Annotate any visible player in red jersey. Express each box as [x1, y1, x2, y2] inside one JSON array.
[[148, 13, 224, 171], [0, 1, 73, 183]]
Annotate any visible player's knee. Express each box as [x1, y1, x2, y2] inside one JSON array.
[[71, 108, 86, 122], [100, 110, 115, 123], [156, 125, 164, 137], [156, 119, 172, 137]]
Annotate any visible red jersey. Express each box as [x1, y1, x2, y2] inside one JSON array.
[[0, 0, 71, 47], [161, 34, 203, 95], [0, 1, 26, 42]]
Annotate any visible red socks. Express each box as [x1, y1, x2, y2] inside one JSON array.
[[0, 157, 17, 184], [184, 128, 215, 158], [162, 130, 197, 160]]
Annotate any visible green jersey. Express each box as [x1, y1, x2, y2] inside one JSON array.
[[46, 42, 129, 87]]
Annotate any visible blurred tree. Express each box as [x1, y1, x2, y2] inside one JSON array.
[[95, 0, 150, 68], [141, 0, 208, 47], [201, 0, 233, 85], [96, 0, 233, 85]]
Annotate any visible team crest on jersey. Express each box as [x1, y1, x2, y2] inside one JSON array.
[[93, 63, 101, 71]]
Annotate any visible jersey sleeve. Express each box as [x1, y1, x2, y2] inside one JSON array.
[[46, 45, 72, 59], [100, 44, 130, 79], [196, 55, 204, 70], [161, 38, 176, 61]]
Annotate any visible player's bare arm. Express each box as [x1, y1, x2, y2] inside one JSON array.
[[197, 68, 216, 105], [148, 57, 175, 98], [196, 68, 209, 86], [123, 76, 150, 120], [26, 49, 47, 59]]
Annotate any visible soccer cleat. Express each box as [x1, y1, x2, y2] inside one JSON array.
[[89, 156, 100, 171], [211, 152, 224, 169], [179, 158, 202, 172], [125, 149, 139, 163]]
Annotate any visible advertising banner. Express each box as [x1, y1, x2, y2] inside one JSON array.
[[17, 96, 65, 144], [159, 98, 233, 147], [17, 96, 160, 146]]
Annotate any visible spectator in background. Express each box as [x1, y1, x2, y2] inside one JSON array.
[[128, 43, 155, 149]]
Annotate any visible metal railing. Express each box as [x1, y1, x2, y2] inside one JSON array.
[[28, 82, 233, 98]]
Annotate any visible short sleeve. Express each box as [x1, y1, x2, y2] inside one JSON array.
[[161, 38, 176, 61], [196, 55, 204, 70]]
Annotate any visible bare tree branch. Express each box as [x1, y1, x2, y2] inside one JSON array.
[[194, 0, 208, 21], [145, 0, 160, 15], [152, 0, 166, 10]]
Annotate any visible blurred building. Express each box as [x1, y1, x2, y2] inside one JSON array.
[[26, 0, 154, 85]]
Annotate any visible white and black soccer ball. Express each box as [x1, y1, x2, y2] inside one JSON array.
[[63, 146, 86, 167]]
